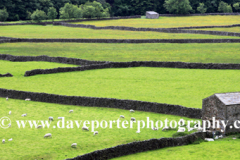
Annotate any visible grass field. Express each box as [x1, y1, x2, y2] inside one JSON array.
[[112, 135, 240, 160], [1, 63, 240, 108], [0, 25, 238, 39], [0, 98, 196, 160], [193, 27, 240, 33], [73, 16, 240, 28], [0, 60, 77, 76], [1, 43, 240, 63]]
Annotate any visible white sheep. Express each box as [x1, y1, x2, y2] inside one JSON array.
[[93, 131, 98, 135], [82, 126, 89, 131], [219, 135, 223, 138], [162, 127, 169, 131], [120, 115, 125, 118], [2, 139, 5, 144], [177, 128, 186, 132], [130, 109, 135, 113], [44, 133, 52, 138], [69, 110, 73, 113], [49, 117, 54, 121], [8, 124, 11, 128], [9, 111, 11, 115], [21, 113, 27, 117], [131, 117, 136, 121], [58, 117, 63, 120], [152, 127, 158, 130], [6, 97, 8, 101], [71, 143, 77, 148], [25, 98, 31, 101], [37, 125, 42, 129], [8, 138, 12, 141]]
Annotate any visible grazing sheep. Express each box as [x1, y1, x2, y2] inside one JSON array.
[[9, 111, 11, 115], [8, 138, 12, 141], [131, 117, 136, 121], [162, 127, 169, 131], [2, 139, 5, 144], [233, 137, 236, 140], [6, 97, 8, 101], [177, 128, 186, 132], [71, 143, 77, 148], [8, 124, 11, 128], [25, 98, 31, 101], [21, 113, 27, 117], [205, 138, 214, 141], [44, 133, 52, 138], [69, 110, 73, 113], [49, 117, 54, 121], [58, 117, 63, 120], [37, 125, 42, 129], [219, 135, 223, 138], [152, 127, 158, 131], [93, 131, 98, 135], [82, 126, 89, 131], [120, 115, 125, 118], [130, 109, 134, 113]]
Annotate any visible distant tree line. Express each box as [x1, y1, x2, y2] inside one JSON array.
[[0, 0, 240, 21]]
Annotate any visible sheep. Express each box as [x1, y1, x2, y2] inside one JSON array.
[[8, 138, 12, 141], [130, 109, 134, 113], [82, 126, 89, 131], [120, 115, 125, 118], [93, 131, 98, 135], [69, 110, 73, 113], [25, 98, 31, 101], [9, 111, 11, 115], [58, 117, 63, 120], [8, 124, 11, 128], [162, 127, 169, 131], [2, 139, 5, 144], [177, 128, 186, 132], [152, 127, 158, 131], [44, 133, 52, 138], [71, 143, 77, 148], [131, 117, 136, 121], [6, 97, 8, 101], [49, 117, 54, 121], [37, 125, 42, 129], [21, 113, 27, 117], [219, 135, 223, 138], [233, 137, 236, 140]]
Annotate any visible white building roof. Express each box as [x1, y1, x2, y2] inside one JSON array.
[[146, 11, 159, 15], [215, 92, 240, 105]]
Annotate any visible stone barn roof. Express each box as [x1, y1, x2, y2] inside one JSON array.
[[215, 92, 240, 105], [146, 11, 158, 15]]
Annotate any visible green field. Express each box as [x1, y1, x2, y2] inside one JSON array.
[[1, 43, 240, 63], [0, 25, 238, 39], [112, 135, 240, 160], [1, 62, 240, 108], [193, 27, 240, 33], [73, 16, 240, 28], [1, 15, 240, 160], [0, 98, 196, 160]]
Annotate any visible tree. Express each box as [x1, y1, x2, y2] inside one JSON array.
[[82, 5, 96, 18], [218, 1, 233, 13], [81, 1, 110, 18], [164, 0, 193, 14], [38, 0, 54, 13], [0, 8, 9, 21], [47, 7, 58, 21], [31, 9, 47, 23], [59, 3, 78, 19], [197, 3, 207, 13], [233, 3, 240, 11], [73, 8, 82, 18]]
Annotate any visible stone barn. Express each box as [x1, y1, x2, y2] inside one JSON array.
[[146, 11, 159, 19], [202, 92, 240, 134]]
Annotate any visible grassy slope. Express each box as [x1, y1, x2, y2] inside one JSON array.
[[0, 60, 77, 76], [73, 16, 240, 28], [112, 135, 240, 160], [1, 43, 240, 64], [1, 63, 240, 108], [0, 25, 238, 39], [0, 98, 196, 160]]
